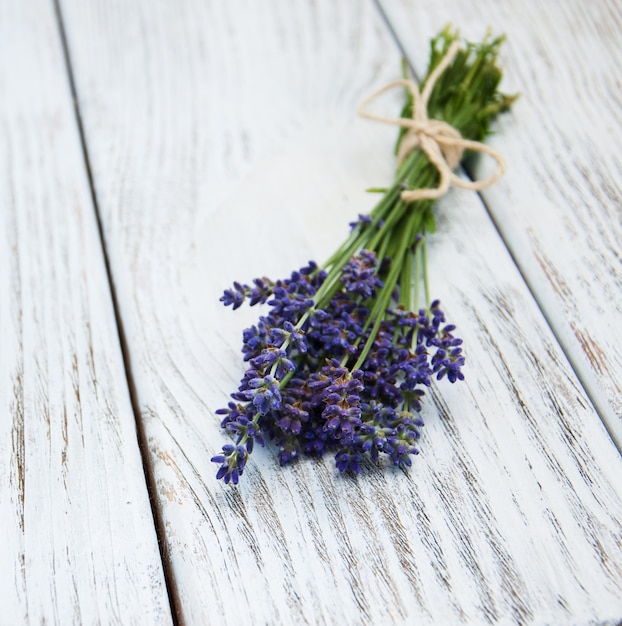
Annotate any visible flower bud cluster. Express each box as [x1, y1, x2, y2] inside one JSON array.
[[211, 251, 464, 484]]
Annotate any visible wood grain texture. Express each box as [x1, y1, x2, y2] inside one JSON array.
[[0, 1, 171, 623], [380, 0, 622, 449], [59, 0, 622, 623]]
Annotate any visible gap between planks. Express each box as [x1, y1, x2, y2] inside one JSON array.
[[51, 0, 183, 622], [371, 0, 621, 455]]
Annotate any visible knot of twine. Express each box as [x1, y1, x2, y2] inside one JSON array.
[[358, 41, 506, 203]]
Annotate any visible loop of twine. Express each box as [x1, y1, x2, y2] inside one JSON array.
[[358, 41, 506, 203]]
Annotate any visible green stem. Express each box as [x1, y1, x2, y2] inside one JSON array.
[[413, 242, 421, 312], [399, 245, 412, 309], [352, 211, 418, 370], [422, 236, 431, 307]]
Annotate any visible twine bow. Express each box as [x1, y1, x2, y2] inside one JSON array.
[[358, 41, 506, 203]]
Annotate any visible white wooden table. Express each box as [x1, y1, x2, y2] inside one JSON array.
[[2, 1, 621, 624]]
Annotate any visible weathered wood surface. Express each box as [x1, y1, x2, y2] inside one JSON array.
[[0, 0, 171, 623], [18, 0, 622, 623], [380, 0, 622, 449]]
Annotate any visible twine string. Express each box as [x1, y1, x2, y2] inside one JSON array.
[[358, 41, 506, 203]]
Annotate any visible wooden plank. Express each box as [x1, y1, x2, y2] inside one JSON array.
[[379, 0, 622, 448], [59, 0, 622, 623], [0, 1, 172, 623]]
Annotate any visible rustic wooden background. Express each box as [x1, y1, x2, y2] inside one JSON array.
[[1, 0, 621, 624]]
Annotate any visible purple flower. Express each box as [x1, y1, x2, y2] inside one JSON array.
[[340, 250, 384, 299], [221, 278, 275, 309], [335, 449, 362, 474], [211, 444, 249, 485]]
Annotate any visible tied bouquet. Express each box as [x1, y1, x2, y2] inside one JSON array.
[[212, 28, 515, 485]]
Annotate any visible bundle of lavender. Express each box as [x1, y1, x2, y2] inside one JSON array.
[[212, 28, 515, 484]]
